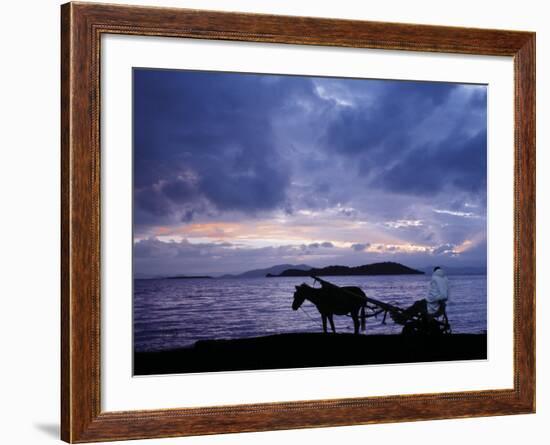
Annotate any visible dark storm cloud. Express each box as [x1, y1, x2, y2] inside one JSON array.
[[133, 69, 315, 225], [324, 81, 458, 155], [134, 70, 486, 224], [374, 128, 487, 196], [321, 81, 487, 198]]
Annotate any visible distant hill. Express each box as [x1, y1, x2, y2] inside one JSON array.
[[268, 262, 424, 277], [221, 264, 312, 279], [134, 273, 164, 280], [164, 275, 212, 280]]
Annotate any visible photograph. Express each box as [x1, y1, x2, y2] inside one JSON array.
[[55, 1, 537, 442], [132, 68, 488, 375]]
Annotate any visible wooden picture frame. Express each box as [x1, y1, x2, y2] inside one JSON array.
[[61, 2, 535, 442]]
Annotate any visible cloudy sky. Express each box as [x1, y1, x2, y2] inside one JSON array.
[[133, 69, 487, 277]]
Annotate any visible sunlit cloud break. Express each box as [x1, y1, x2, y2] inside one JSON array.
[[433, 209, 482, 218]]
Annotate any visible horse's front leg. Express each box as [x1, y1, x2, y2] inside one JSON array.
[[328, 314, 336, 333], [352, 314, 359, 334], [322, 314, 328, 333]]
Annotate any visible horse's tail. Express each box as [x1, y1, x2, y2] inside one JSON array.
[[360, 303, 366, 331]]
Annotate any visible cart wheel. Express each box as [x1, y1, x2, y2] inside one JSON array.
[[401, 322, 419, 336]]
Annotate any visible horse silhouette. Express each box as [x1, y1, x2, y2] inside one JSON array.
[[292, 283, 367, 334]]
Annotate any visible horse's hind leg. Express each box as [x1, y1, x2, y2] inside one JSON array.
[[322, 314, 328, 333], [328, 315, 336, 333]]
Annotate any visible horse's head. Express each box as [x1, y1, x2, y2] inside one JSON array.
[[292, 283, 309, 310]]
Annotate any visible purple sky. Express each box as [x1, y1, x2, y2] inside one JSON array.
[[133, 69, 487, 276]]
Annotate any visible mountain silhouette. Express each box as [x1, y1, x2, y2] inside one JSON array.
[[267, 262, 424, 277], [221, 264, 312, 279]]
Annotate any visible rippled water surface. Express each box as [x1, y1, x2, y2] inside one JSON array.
[[134, 275, 486, 352]]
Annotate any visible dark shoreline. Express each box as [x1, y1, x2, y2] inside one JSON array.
[[134, 333, 487, 375]]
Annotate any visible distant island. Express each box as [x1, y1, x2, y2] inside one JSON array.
[[134, 263, 484, 280], [220, 264, 311, 279], [164, 275, 213, 280], [266, 261, 424, 277]]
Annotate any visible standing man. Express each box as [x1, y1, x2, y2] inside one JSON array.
[[426, 266, 450, 316]]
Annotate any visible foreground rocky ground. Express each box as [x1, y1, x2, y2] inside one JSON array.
[[134, 332, 487, 375]]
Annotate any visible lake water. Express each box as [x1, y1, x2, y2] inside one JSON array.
[[134, 275, 487, 352]]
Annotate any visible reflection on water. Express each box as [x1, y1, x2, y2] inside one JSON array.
[[134, 275, 486, 352]]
